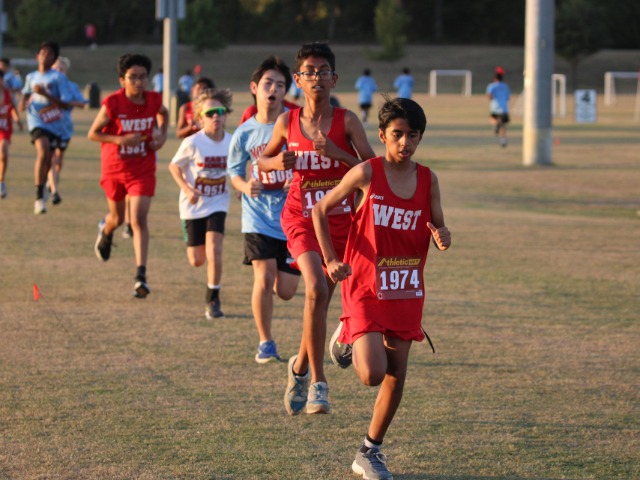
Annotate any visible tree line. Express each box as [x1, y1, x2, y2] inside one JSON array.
[[4, 0, 639, 53]]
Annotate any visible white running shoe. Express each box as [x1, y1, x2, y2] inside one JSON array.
[[34, 199, 47, 214]]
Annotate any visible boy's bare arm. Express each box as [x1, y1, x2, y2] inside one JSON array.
[[428, 171, 451, 250], [150, 105, 169, 151], [87, 105, 142, 147], [312, 162, 370, 283], [257, 113, 294, 172], [345, 110, 376, 162], [313, 111, 374, 168]]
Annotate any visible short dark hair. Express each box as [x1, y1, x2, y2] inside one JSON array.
[[295, 42, 335, 72], [363, 68, 371, 76], [39, 41, 60, 61], [378, 96, 427, 135], [402, 67, 410, 74], [252, 56, 292, 92], [118, 54, 152, 77], [0, 58, 10, 65], [195, 77, 215, 89]]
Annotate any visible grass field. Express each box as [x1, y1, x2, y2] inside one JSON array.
[[1, 45, 639, 479]]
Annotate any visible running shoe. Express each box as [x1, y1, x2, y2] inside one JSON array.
[[306, 381, 330, 414], [205, 298, 224, 319], [352, 447, 393, 480], [122, 223, 133, 239], [329, 322, 352, 369], [94, 220, 112, 261], [284, 355, 309, 416], [255, 340, 282, 364], [133, 278, 151, 299], [51, 192, 62, 205], [0, 182, 6, 198], [34, 199, 47, 215]]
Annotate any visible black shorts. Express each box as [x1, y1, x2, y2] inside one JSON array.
[[30, 128, 60, 150], [58, 138, 70, 151], [490, 113, 510, 124], [243, 233, 300, 276], [181, 211, 227, 247], [359, 103, 372, 110]]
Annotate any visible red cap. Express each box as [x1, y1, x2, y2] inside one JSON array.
[[495, 66, 505, 75]]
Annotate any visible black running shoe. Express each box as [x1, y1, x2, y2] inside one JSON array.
[[206, 298, 224, 319], [329, 322, 352, 368], [133, 277, 151, 299], [52, 192, 62, 205], [94, 220, 113, 262]]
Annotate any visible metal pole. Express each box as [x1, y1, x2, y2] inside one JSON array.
[[162, 4, 178, 126], [523, 0, 555, 166], [0, 0, 4, 58]]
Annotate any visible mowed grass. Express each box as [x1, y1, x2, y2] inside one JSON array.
[[0, 53, 639, 478]]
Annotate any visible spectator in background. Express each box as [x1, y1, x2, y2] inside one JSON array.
[[355, 68, 378, 125], [486, 66, 511, 148], [176, 76, 216, 139], [152, 67, 163, 93], [393, 67, 414, 99], [85, 23, 97, 49], [178, 70, 195, 95]]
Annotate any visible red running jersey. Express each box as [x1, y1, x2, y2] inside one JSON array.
[[341, 156, 432, 336], [0, 90, 14, 139], [100, 89, 163, 179], [281, 107, 358, 260]]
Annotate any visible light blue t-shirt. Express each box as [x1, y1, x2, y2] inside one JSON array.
[[152, 72, 163, 93], [4, 71, 22, 91], [227, 115, 290, 240], [394, 74, 414, 99], [486, 81, 511, 114], [355, 75, 378, 104], [21, 69, 73, 137], [60, 80, 88, 140], [178, 74, 194, 93]]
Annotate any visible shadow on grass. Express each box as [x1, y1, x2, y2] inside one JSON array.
[[396, 476, 569, 480]]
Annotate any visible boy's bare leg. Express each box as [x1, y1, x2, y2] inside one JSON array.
[[252, 259, 277, 342], [128, 195, 152, 267], [206, 231, 224, 287], [34, 137, 51, 189], [354, 335, 411, 442], [293, 250, 337, 384]]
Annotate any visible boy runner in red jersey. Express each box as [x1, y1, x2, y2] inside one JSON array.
[[259, 42, 375, 415], [88, 53, 168, 298], [313, 97, 451, 479]]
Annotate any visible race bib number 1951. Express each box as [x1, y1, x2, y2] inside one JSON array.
[[375, 256, 423, 300]]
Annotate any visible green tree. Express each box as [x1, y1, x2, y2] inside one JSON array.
[[12, 0, 76, 49], [374, 0, 409, 60], [556, 0, 608, 89], [179, 0, 226, 52]]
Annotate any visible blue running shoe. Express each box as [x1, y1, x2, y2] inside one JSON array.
[[255, 339, 282, 364]]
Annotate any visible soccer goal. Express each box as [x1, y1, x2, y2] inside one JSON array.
[[604, 71, 639, 106], [429, 70, 472, 96], [512, 74, 567, 118]]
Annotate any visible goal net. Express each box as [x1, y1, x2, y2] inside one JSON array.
[[428, 70, 472, 96]]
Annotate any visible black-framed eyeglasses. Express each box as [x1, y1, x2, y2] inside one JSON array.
[[296, 70, 334, 81]]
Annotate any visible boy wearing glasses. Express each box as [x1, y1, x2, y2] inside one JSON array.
[[259, 42, 375, 415], [88, 53, 168, 298], [227, 56, 301, 363], [169, 89, 233, 320]]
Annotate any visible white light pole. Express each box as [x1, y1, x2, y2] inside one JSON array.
[[523, 0, 555, 166], [156, 0, 185, 126]]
